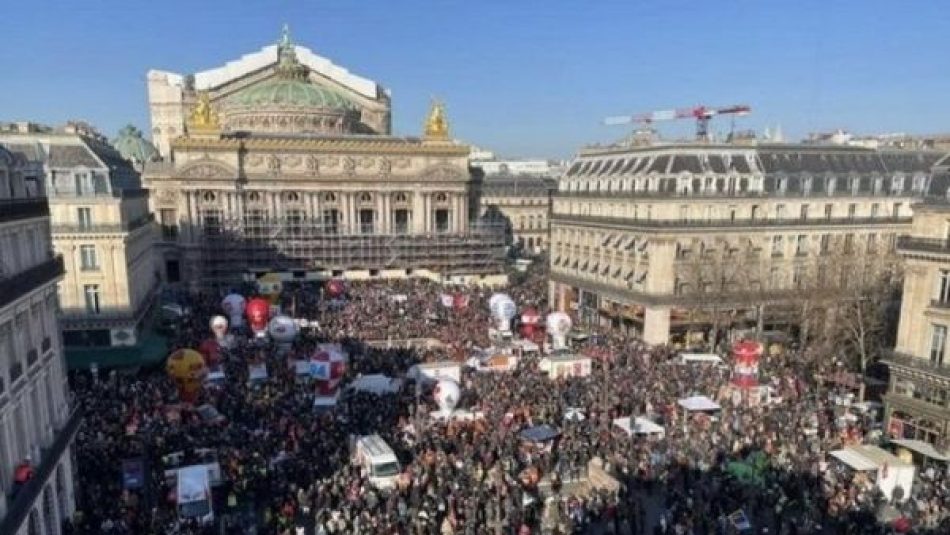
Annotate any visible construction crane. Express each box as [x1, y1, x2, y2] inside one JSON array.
[[604, 104, 751, 141]]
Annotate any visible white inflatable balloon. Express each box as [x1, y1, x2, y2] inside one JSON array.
[[221, 294, 246, 328], [268, 315, 298, 343], [490, 294, 517, 332], [433, 379, 461, 415], [209, 315, 228, 341], [488, 293, 506, 313], [546, 312, 573, 350]]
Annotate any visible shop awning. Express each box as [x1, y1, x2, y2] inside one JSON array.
[[891, 439, 949, 462], [830, 448, 882, 471]]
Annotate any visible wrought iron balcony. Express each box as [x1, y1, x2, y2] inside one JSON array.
[[883, 351, 950, 380], [48, 188, 148, 200], [0, 197, 49, 224], [552, 213, 911, 230], [0, 407, 83, 535], [897, 236, 950, 255], [52, 213, 154, 234], [930, 299, 950, 310], [0, 256, 64, 309]]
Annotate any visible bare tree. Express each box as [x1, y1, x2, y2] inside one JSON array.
[[814, 237, 902, 399], [676, 237, 749, 350]]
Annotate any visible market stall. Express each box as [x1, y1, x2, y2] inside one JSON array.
[[830, 445, 916, 502]]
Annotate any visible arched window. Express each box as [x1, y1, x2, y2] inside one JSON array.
[[202, 191, 216, 202], [247, 191, 260, 203], [283, 191, 299, 203], [359, 192, 372, 203], [435, 192, 448, 203], [394, 192, 408, 203], [324, 192, 337, 202]]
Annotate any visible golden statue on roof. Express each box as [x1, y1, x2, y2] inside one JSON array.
[[424, 99, 450, 141], [188, 91, 219, 132]]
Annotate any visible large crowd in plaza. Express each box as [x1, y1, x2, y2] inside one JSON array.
[[65, 265, 949, 535]]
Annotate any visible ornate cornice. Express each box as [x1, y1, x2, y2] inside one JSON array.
[[171, 135, 468, 156]]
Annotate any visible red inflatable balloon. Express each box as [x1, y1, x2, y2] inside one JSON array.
[[326, 279, 345, 299], [198, 338, 221, 366], [246, 297, 271, 334]]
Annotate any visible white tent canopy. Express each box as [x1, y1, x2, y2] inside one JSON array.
[[677, 395, 721, 412], [613, 416, 665, 437], [891, 439, 949, 462], [830, 448, 879, 471], [830, 445, 916, 501]]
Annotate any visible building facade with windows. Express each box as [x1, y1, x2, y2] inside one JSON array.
[[0, 122, 158, 349], [886, 158, 950, 452], [143, 28, 504, 287], [479, 174, 556, 254], [549, 141, 944, 344], [0, 145, 78, 535]]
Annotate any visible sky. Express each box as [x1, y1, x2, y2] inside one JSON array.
[[1, 0, 949, 159]]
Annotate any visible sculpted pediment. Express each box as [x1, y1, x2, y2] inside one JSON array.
[[179, 160, 236, 179], [419, 165, 467, 181]]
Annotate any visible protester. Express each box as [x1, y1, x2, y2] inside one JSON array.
[[67, 265, 948, 534]]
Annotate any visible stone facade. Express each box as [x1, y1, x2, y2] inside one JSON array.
[[0, 145, 77, 535], [885, 159, 950, 452], [0, 122, 159, 349], [479, 175, 556, 254], [144, 29, 505, 287], [549, 142, 944, 345]]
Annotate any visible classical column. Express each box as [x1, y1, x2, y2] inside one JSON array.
[[426, 194, 433, 233], [340, 193, 350, 233], [412, 193, 426, 233], [643, 306, 671, 345], [185, 191, 197, 242], [382, 194, 391, 234], [376, 193, 384, 234]]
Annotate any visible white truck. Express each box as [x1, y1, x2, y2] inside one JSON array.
[[176, 464, 214, 525], [353, 434, 401, 490]]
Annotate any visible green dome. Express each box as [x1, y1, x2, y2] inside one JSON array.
[[111, 124, 159, 164], [229, 79, 354, 110]]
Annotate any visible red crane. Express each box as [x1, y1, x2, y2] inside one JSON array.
[[604, 104, 751, 141]]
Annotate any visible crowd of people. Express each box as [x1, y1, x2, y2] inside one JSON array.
[[66, 265, 948, 534]]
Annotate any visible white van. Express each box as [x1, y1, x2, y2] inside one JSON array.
[[678, 353, 723, 365], [353, 434, 401, 490], [176, 464, 214, 525]]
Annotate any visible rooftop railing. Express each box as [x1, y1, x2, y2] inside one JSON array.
[[0, 256, 64, 309], [0, 197, 49, 223]]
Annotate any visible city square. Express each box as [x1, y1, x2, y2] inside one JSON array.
[[0, 2, 948, 534]]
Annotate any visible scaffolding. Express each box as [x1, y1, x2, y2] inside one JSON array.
[[196, 216, 507, 283]]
